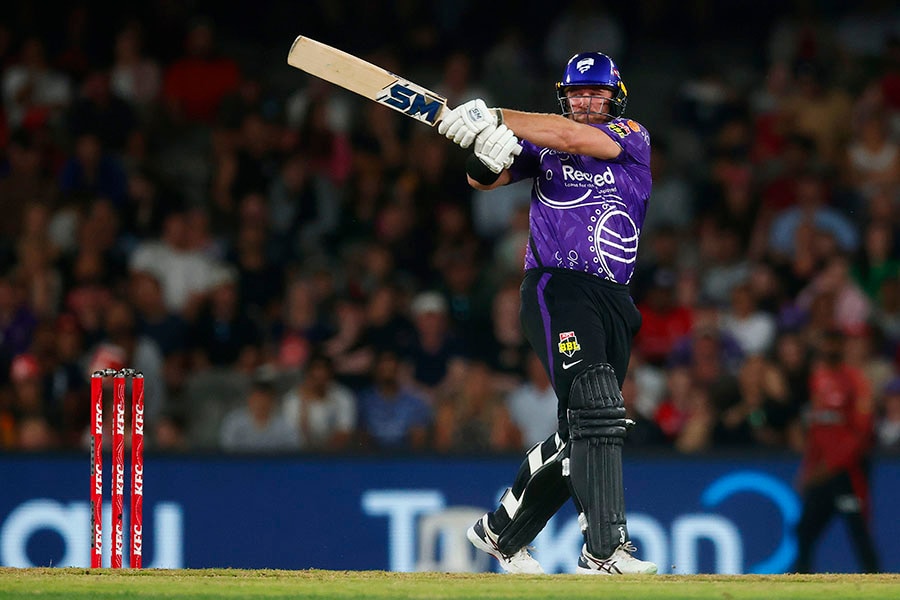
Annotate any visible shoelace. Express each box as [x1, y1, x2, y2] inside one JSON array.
[[617, 541, 639, 555]]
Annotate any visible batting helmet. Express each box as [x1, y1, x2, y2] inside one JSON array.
[[556, 52, 628, 119]]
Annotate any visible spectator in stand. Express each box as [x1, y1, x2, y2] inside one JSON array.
[[873, 276, 900, 345], [220, 367, 298, 453], [7, 353, 56, 449], [271, 277, 330, 371], [669, 298, 745, 416], [793, 328, 880, 573], [359, 282, 417, 357], [672, 380, 718, 455], [66, 69, 138, 153], [119, 167, 184, 247], [796, 253, 872, 332], [437, 252, 493, 350], [433, 360, 521, 454], [58, 131, 129, 207], [876, 377, 900, 451], [631, 225, 689, 303], [669, 300, 744, 379], [698, 226, 753, 307], [634, 269, 693, 368], [622, 365, 666, 447], [628, 347, 667, 427], [654, 366, 693, 444], [0, 277, 37, 364], [720, 281, 778, 357], [109, 22, 162, 116], [1, 36, 72, 130], [770, 329, 812, 446], [161, 18, 240, 125], [759, 134, 818, 216], [844, 325, 896, 399], [405, 291, 469, 401], [28, 316, 86, 446], [357, 349, 431, 452], [698, 149, 764, 256], [10, 234, 62, 320], [768, 170, 859, 262], [322, 297, 374, 392], [91, 297, 166, 421], [153, 408, 189, 452], [54, 314, 89, 443], [470, 276, 529, 392], [487, 202, 529, 280], [640, 141, 695, 238], [0, 130, 58, 244], [129, 271, 189, 396], [267, 151, 336, 260], [843, 109, 900, 203], [717, 355, 792, 448], [218, 117, 283, 223], [779, 61, 853, 168], [190, 266, 262, 373], [129, 207, 225, 318], [228, 217, 285, 325], [506, 351, 558, 449], [282, 352, 356, 452], [852, 220, 900, 304]]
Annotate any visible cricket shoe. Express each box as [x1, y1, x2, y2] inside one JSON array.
[[466, 515, 544, 574], [576, 542, 658, 575]]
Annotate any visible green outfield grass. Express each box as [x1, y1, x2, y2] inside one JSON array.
[[0, 568, 898, 599]]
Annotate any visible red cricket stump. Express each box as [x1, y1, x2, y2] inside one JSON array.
[[130, 374, 145, 568], [111, 372, 127, 569], [89, 373, 104, 569], [90, 367, 144, 569]]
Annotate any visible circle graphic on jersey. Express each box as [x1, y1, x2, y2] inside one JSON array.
[[589, 201, 638, 281]]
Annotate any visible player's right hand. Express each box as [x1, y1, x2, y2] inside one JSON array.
[[438, 99, 499, 148], [474, 124, 521, 173]]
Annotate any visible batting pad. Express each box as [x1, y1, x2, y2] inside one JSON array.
[[491, 433, 571, 554], [566, 363, 629, 559]]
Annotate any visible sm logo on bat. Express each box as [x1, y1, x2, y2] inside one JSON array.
[[377, 81, 444, 125]]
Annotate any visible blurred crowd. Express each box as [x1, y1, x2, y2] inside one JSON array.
[[2, 1, 900, 456]]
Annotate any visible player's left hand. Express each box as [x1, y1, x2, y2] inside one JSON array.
[[438, 99, 499, 148], [473, 124, 521, 173]]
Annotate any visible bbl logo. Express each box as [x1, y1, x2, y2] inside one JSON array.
[[558, 331, 581, 357]]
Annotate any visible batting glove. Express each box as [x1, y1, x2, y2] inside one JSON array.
[[473, 124, 521, 173], [438, 99, 501, 148]]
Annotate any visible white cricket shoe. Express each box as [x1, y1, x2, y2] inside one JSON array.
[[466, 515, 544, 574], [576, 542, 658, 575]]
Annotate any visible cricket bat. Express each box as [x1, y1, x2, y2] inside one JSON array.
[[287, 35, 448, 126]]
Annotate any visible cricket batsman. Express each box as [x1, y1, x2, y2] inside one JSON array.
[[438, 51, 657, 575]]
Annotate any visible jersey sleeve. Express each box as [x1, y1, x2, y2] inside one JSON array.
[[599, 119, 651, 167], [506, 139, 542, 183]]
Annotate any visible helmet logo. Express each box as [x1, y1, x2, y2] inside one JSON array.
[[576, 58, 594, 73]]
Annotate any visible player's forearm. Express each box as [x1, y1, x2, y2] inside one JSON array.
[[500, 109, 578, 151], [499, 108, 620, 159]]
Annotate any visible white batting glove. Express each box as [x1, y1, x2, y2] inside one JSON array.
[[437, 99, 499, 148], [473, 124, 521, 173]]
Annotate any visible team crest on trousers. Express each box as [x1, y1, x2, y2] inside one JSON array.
[[558, 331, 581, 357]]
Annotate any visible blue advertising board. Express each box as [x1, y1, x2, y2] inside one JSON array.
[[1, 453, 897, 573]]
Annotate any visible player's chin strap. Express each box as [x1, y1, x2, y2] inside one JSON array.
[[564, 363, 631, 559], [490, 432, 571, 554]]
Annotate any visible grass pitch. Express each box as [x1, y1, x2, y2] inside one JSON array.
[[0, 568, 898, 599]]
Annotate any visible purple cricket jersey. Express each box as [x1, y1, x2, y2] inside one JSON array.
[[507, 118, 652, 285]]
